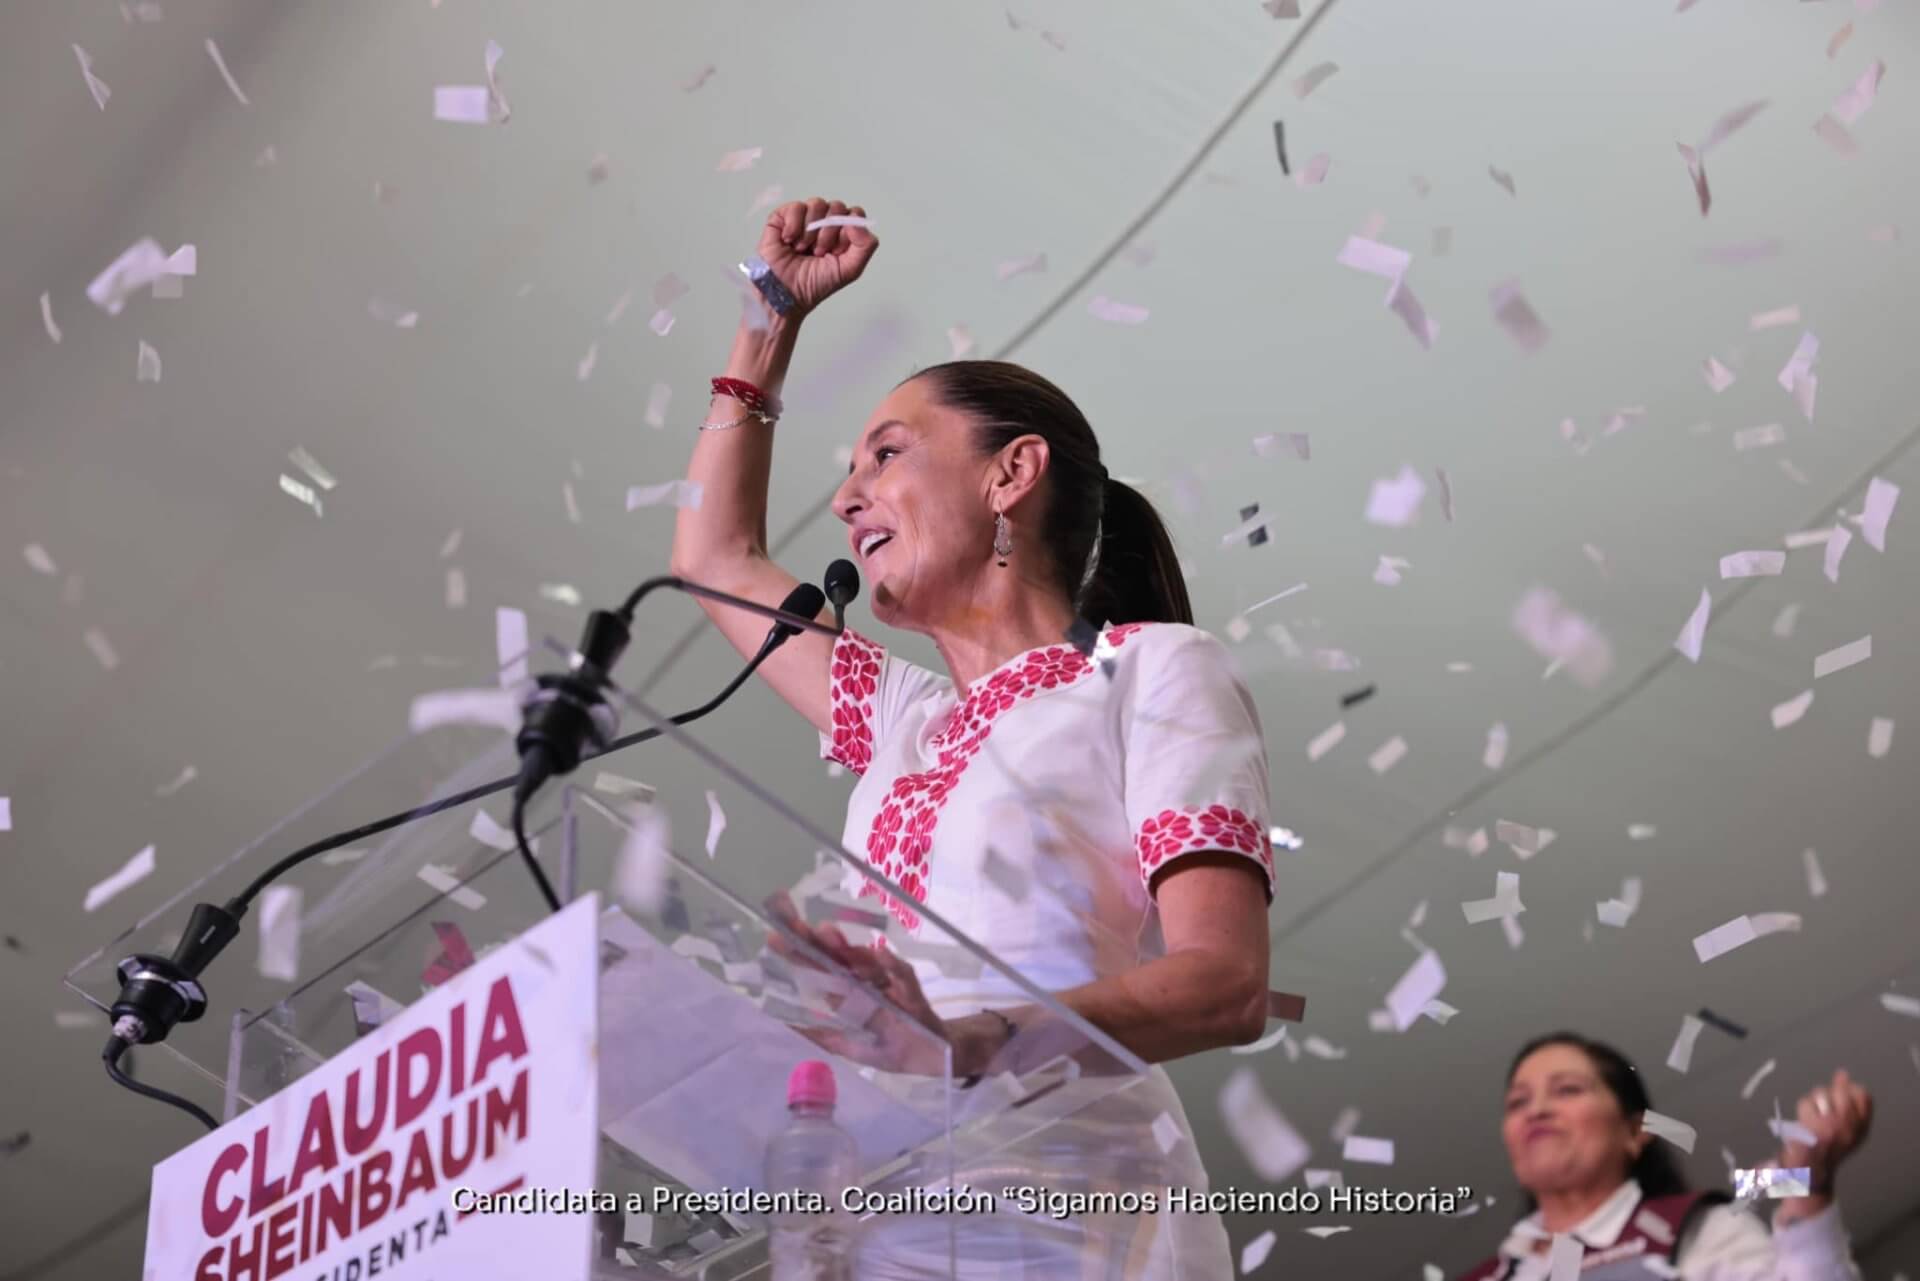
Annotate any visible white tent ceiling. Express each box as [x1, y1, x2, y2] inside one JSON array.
[[3, 1, 1918, 1277]]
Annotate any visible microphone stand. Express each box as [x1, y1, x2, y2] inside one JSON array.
[[103, 575, 840, 1130]]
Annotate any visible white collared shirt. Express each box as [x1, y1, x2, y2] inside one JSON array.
[[1494, 1179, 1862, 1281]]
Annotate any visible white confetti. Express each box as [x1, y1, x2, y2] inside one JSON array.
[[1772, 603, 1801, 638], [1218, 1067, 1311, 1182], [367, 298, 419, 328], [594, 773, 656, 803], [1336, 236, 1412, 280], [995, 252, 1048, 282], [38, 292, 62, 343], [445, 567, 467, 608], [1771, 689, 1814, 729], [641, 382, 673, 430], [1694, 912, 1802, 963], [612, 804, 672, 916], [433, 86, 491, 123], [1674, 588, 1711, 663], [1342, 1135, 1395, 1165], [1750, 305, 1801, 331], [1881, 993, 1920, 1018], [0, 797, 9, 830], [1831, 59, 1886, 125], [1444, 826, 1490, 858], [1777, 331, 1820, 393], [1463, 872, 1525, 925], [627, 480, 703, 511], [1088, 296, 1149, 325], [1239, 1229, 1276, 1274], [1640, 1109, 1697, 1153], [1703, 357, 1736, 393], [1304, 1227, 1350, 1239], [1224, 616, 1252, 643], [417, 864, 486, 911], [1629, 824, 1657, 841], [408, 688, 519, 735], [1434, 467, 1454, 521], [23, 544, 57, 575], [469, 809, 518, 852], [1484, 723, 1509, 771], [84, 627, 120, 671], [1858, 477, 1899, 551], [1292, 62, 1339, 97], [257, 886, 301, 981], [946, 326, 976, 359], [704, 790, 727, 858], [804, 215, 874, 232], [288, 447, 337, 492], [1667, 1014, 1706, 1073], [1230, 1025, 1288, 1056], [1739, 1059, 1777, 1101], [1823, 526, 1853, 583], [1373, 555, 1410, 586], [1307, 721, 1346, 761], [1814, 636, 1871, 679], [1385, 276, 1437, 349], [1152, 1111, 1183, 1156], [496, 606, 528, 687], [1597, 876, 1642, 928], [84, 845, 155, 912], [1385, 950, 1446, 1032], [1495, 820, 1541, 858], [1868, 717, 1894, 758], [1368, 736, 1408, 774], [1490, 280, 1549, 352], [440, 527, 463, 559], [73, 44, 111, 109], [204, 38, 249, 105], [55, 1012, 98, 1030], [1303, 1035, 1346, 1060], [482, 39, 510, 122], [716, 147, 764, 173], [321, 847, 369, 866], [1720, 551, 1785, 579], [1365, 465, 1426, 527], [136, 340, 162, 383], [576, 342, 598, 382], [1294, 154, 1331, 188], [1512, 588, 1613, 687]]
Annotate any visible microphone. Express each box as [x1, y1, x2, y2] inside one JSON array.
[[823, 559, 860, 631], [514, 609, 632, 806]]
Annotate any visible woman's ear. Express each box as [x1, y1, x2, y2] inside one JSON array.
[[989, 434, 1051, 511]]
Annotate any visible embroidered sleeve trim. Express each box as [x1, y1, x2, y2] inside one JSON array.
[[1135, 804, 1275, 899], [822, 628, 886, 777]]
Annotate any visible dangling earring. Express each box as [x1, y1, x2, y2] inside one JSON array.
[[993, 511, 1013, 567]]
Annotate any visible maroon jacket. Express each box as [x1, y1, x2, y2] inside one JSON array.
[[1455, 1191, 1733, 1281]]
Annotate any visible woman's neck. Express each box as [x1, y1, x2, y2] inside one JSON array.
[[1534, 1179, 1629, 1235], [926, 571, 1079, 693]]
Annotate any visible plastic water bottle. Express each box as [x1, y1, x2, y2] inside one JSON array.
[[764, 1060, 861, 1281]]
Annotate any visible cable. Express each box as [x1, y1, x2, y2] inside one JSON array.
[[102, 1035, 216, 1132], [511, 792, 562, 914]]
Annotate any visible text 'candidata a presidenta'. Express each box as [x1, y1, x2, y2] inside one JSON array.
[[451, 1184, 1477, 1221]]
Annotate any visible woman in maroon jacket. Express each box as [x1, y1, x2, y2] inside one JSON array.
[[1456, 1032, 1872, 1281]]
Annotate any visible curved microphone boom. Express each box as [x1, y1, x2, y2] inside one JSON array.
[[824, 559, 859, 632]]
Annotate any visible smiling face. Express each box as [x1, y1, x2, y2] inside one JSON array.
[[831, 377, 1004, 630], [1502, 1043, 1646, 1201]]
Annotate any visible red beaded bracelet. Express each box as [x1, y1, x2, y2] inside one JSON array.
[[711, 376, 780, 418]]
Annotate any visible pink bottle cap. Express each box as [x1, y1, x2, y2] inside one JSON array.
[[787, 1060, 837, 1109]]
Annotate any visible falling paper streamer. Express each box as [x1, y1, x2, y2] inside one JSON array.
[[1512, 589, 1613, 688], [1741, 1060, 1777, 1101], [1302, 1036, 1346, 1061], [1704, 358, 1737, 393], [1701, 99, 1770, 153], [1881, 993, 1920, 1018], [1868, 717, 1894, 758], [1218, 1067, 1311, 1182], [1239, 1230, 1276, 1274], [1674, 589, 1712, 662], [256, 886, 301, 981], [444, 567, 467, 609], [1831, 60, 1886, 125], [1814, 636, 1871, 679], [613, 804, 673, 916], [1750, 306, 1801, 331], [1667, 1015, 1706, 1073], [1694, 912, 1802, 963], [1342, 1135, 1395, 1165], [136, 341, 162, 383], [1720, 551, 1785, 579], [84, 627, 120, 671], [204, 38, 249, 105], [482, 39, 510, 122], [1484, 724, 1509, 771], [1813, 115, 1857, 156], [1434, 467, 1455, 521], [408, 688, 518, 735], [1364, 465, 1426, 527], [1488, 166, 1517, 197], [703, 790, 727, 858], [24, 544, 57, 575], [1463, 872, 1525, 924], [496, 607, 529, 688], [73, 44, 111, 109], [1088, 296, 1149, 325], [1385, 950, 1446, 1032], [1640, 1110, 1697, 1153], [643, 383, 672, 430], [626, 480, 703, 511], [1677, 143, 1710, 216], [1307, 721, 1346, 761], [1824, 527, 1853, 583], [0, 798, 9, 831], [1795, 847, 1830, 902], [1771, 690, 1814, 729], [1368, 736, 1407, 774], [1858, 477, 1899, 551], [84, 845, 156, 912], [1490, 281, 1549, 352], [439, 527, 463, 560], [576, 342, 598, 382], [996, 253, 1048, 282], [1291, 62, 1339, 98], [39, 292, 62, 344]]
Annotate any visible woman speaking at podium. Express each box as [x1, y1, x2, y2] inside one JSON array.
[[670, 198, 1277, 1280]]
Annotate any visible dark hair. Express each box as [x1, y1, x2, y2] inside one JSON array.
[[908, 360, 1193, 626], [1507, 1032, 1690, 1215]]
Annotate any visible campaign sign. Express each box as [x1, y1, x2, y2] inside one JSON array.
[[144, 894, 601, 1281]]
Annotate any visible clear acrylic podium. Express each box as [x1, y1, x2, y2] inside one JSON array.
[[65, 631, 1162, 1280]]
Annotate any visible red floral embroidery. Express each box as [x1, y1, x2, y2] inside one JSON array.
[[853, 624, 1148, 932], [1134, 805, 1274, 895], [823, 631, 887, 776]]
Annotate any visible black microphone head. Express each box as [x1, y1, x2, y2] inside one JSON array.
[[773, 582, 826, 638], [824, 559, 860, 608]]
